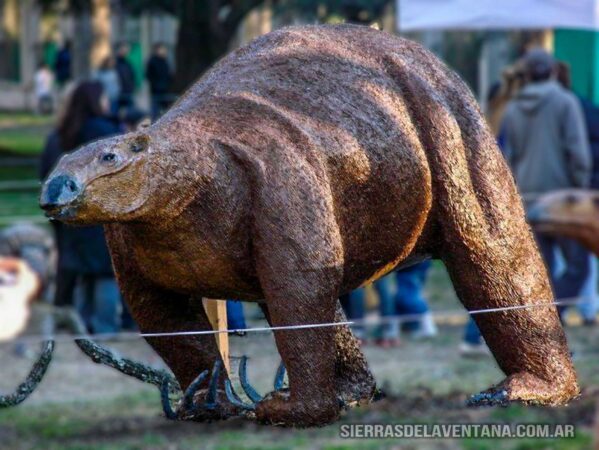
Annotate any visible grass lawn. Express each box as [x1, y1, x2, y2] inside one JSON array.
[[0, 190, 43, 224], [0, 161, 44, 224], [0, 112, 48, 223], [0, 112, 54, 128], [0, 128, 46, 155], [0, 373, 594, 450], [0, 111, 52, 155]]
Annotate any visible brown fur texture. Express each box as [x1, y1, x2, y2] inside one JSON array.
[[529, 189, 599, 256], [40, 24, 578, 426]]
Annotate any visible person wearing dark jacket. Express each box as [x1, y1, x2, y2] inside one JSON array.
[[40, 81, 124, 333], [54, 41, 72, 86], [503, 49, 592, 321], [555, 62, 599, 325], [115, 42, 136, 111], [145, 43, 173, 120]]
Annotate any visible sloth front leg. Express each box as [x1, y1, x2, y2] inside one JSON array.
[[249, 154, 345, 426], [256, 268, 340, 426]]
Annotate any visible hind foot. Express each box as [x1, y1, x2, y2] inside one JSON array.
[[255, 394, 339, 427], [468, 372, 579, 408]]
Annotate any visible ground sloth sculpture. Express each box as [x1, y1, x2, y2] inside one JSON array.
[[40, 24, 578, 426]]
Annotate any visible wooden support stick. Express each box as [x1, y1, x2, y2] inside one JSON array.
[[203, 299, 230, 374]]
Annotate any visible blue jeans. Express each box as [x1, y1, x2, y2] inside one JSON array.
[[77, 276, 122, 334], [339, 289, 365, 320], [340, 288, 366, 337], [536, 233, 590, 318], [374, 274, 398, 338], [464, 319, 482, 345], [373, 262, 432, 338], [394, 261, 431, 331], [227, 300, 247, 330], [578, 255, 598, 321]]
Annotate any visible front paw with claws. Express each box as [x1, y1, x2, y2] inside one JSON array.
[[161, 357, 288, 421], [224, 356, 287, 411], [223, 356, 338, 426], [160, 361, 240, 421]]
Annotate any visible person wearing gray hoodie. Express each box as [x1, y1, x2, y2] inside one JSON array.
[[502, 48, 592, 318]]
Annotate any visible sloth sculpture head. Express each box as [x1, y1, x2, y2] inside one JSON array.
[[40, 132, 154, 225]]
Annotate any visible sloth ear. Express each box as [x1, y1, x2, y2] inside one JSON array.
[[136, 118, 151, 131], [130, 134, 150, 153]]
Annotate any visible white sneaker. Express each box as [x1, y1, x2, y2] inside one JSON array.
[[408, 313, 438, 339], [459, 341, 491, 357]]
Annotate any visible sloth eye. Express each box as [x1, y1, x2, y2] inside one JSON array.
[[131, 142, 144, 153], [101, 152, 117, 163], [130, 134, 150, 152]]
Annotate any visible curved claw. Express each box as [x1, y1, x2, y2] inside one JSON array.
[[0, 340, 55, 408], [225, 379, 256, 410], [160, 377, 178, 420], [182, 370, 209, 410], [239, 356, 262, 403], [274, 361, 286, 391], [204, 361, 222, 409], [75, 339, 179, 392], [467, 389, 509, 407]]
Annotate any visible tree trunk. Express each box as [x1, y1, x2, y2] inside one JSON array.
[[90, 0, 111, 69], [172, 0, 265, 93], [72, 10, 93, 78], [172, 7, 230, 93]]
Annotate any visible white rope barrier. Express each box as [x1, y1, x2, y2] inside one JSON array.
[[7, 296, 590, 345]]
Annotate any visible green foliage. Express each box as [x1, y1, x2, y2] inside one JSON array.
[[0, 112, 53, 128], [0, 162, 44, 223], [0, 130, 45, 155], [0, 191, 42, 223]]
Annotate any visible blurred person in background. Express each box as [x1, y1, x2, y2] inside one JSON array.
[[115, 42, 136, 113], [340, 289, 366, 342], [553, 61, 599, 325], [485, 60, 527, 139], [145, 42, 173, 121], [374, 262, 437, 348], [93, 56, 121, 115], [0, 224, 54, 342], [226, 300, 247, 335], [53, 40, 72, 87], [34, 62, 54, 114], [374, 274, 401, 347], [40, 81, 124, 334], [393, 262, 436, 340], [503, 48, 592, 321], [0, 258, 39, 342]]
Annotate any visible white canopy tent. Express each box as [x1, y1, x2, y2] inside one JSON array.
[[396, 0, 599, 108], [397, 0, 599, 31]]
